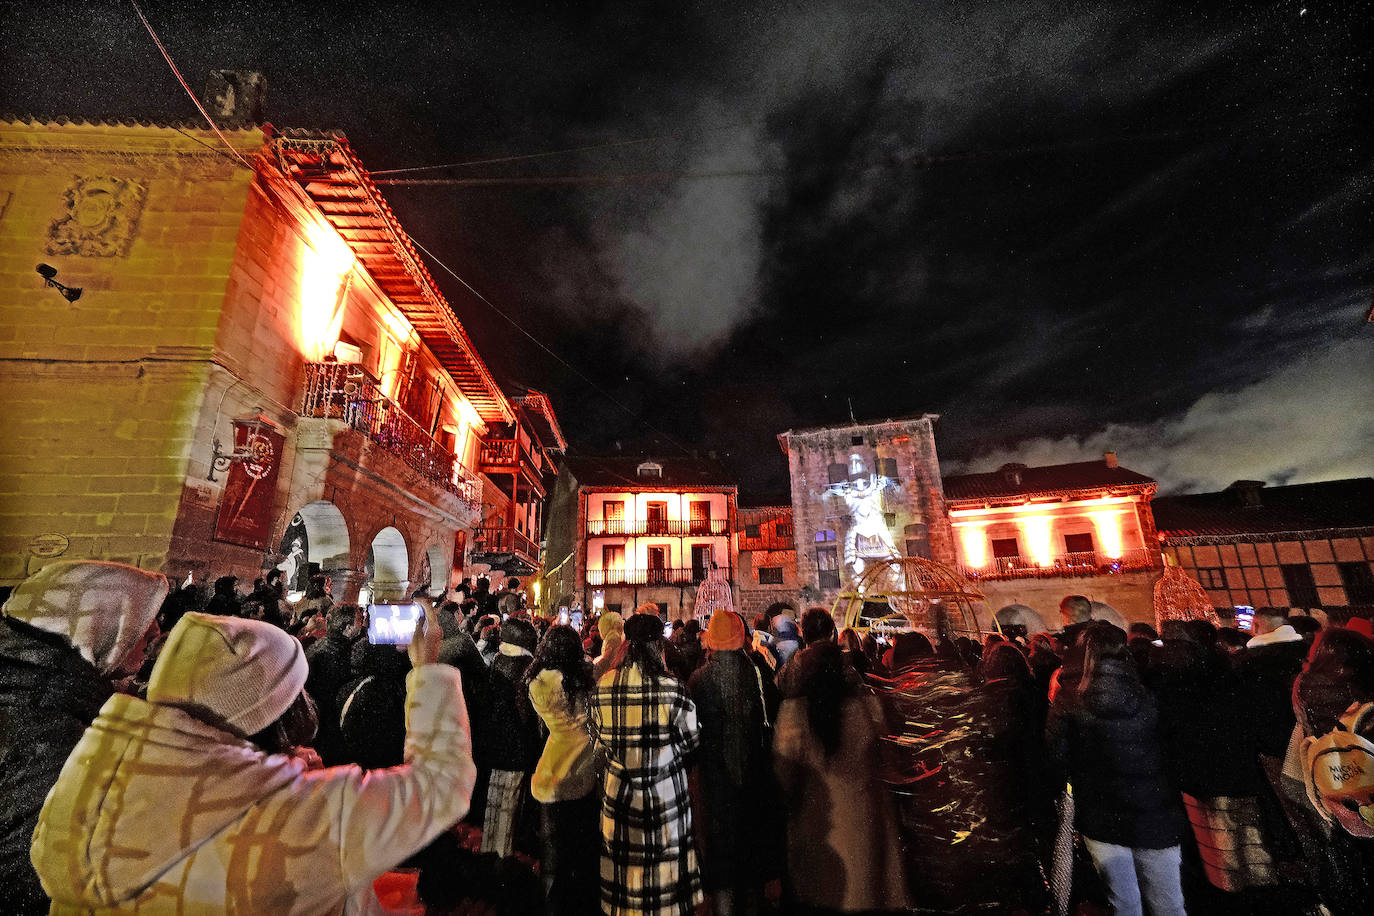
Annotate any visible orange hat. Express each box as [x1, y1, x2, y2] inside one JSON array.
[[704, 611, 746, 651]]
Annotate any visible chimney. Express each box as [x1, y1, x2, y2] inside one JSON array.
[[1227, 479, 1266, 508], [1103, 451, 1118, 469], [202, 71, 267, 128]]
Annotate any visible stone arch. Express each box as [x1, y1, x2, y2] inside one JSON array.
[[1089, 601, 1127, 629], [424, 543, 449, 597], [366, 526, 410, 602], [996, 603, 1053, 636], [278, 500, 350, 594]]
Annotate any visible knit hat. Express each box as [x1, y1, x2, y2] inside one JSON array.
[[624, 612, 665, 644], [704, 611, 746, 651], [148, 612, 307, 738], [3, 560, 169, 676], [598, 611, 624, 640]]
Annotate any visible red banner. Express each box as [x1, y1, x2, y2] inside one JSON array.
[[214, 423, 286, 550]]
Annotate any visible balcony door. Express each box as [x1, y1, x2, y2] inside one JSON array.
[[689, 500, 711, 535], [691, 544, 713, 582], [602, 544, 625, 577], [646, 501, 668, 535], [647, 546, 668, 584], [602, 500, 624, 535]]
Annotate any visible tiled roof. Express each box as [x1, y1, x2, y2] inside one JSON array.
[[564, 456, 737, 490], [1154, 478, 1374, 538], [942, 460, 1156, 502], [271, 133, 513, 424]]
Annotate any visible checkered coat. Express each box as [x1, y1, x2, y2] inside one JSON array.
[[590, 663, 703, 916]]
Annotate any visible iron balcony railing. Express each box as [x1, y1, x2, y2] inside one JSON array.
[[301, 362, 480, 510], [959, 547, 1155, 581], [473, 525, 539, 562], [586, 566, 734, 587], [586, 518, 729, 537]]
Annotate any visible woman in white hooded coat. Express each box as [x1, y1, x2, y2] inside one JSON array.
[[31, 601, 476, 915]]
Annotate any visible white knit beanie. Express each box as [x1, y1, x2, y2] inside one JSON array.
[[148, 612, 308, 738]]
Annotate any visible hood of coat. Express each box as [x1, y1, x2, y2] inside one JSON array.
[[32, 693, 301, 908], [1080, 657, 1145, 719], [772, 616, 799, 641], [3, 561, 168, 676]]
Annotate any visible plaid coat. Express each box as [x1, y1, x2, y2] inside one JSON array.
[[590, 663, 703, 916]]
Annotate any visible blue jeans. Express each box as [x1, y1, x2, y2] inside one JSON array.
[[1082, 836, 1185, 916]]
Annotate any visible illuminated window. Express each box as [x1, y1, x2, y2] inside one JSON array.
[[646, 502, 668, 534], [759, 567, 784, 585], [689, 500, 712, 534], [815, 529, 836, 542], [603, 501, 625, 535], [1064, 532, 1095, 555], [602, 545, 625, 570], [1197, 567, 1227, 589], [636, 461, 663, 478]]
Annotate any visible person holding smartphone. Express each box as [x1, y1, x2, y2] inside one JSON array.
[[32, 600, 477, 915]]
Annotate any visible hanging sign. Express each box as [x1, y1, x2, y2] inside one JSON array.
[[214, 421, 286, 549]]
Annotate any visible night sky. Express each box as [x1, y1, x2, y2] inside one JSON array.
[[3, 0, 1370, 500]]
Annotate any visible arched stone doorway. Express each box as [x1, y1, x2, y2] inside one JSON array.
[[995, 604, 1053, 637], [278, 500, 350, 599], [365, 526, 410, 603], [422, 543, 449, 597]]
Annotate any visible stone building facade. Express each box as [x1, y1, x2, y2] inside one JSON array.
[[735, 505, 798, 618], [778, 415, 955, 605], [942, 455, 1163, 629], [0, 119, 557, 600]]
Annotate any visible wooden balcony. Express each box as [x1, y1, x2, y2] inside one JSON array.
[[959, 548, 1155, 581], [300, 362, 480, 511], [472, 524, 540, 567], [479, 436, 546, 497], [586, 518, 729, 537], [586, 566, 734, 587], [739, 533, 796, 552]]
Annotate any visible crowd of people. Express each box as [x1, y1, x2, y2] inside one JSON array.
[[2, 559, 1373, 916]]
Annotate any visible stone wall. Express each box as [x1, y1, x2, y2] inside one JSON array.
[[782, 416, 955, 604], [0, 122, 257, 582], [975, 569, 1162, 629]]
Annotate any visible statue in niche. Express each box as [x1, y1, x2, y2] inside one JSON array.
[[45, 176, 148, 257]]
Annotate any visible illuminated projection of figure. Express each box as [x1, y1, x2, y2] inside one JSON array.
[[277, 538, 305, 594], [833, 455, 899, 579]]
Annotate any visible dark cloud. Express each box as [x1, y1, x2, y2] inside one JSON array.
[[3, 0, 1369, 497]]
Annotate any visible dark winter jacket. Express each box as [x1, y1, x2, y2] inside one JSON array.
[[688, 649, 784, 888], [482, 652, 541, 772], [1236, 634, 1308, 757], [337, 642, 412, 769], [1, 617, 114, 915], [304, 631, 355, 765], [1045, 656, 1184, 848], [1151, 640, 1262, 797]]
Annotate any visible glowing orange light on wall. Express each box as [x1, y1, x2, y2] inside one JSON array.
[[1019, 515, 1055, 567], [960, 525, 989, 568], [298, 222, 356, 360], [1090, 510, 1126, 559]]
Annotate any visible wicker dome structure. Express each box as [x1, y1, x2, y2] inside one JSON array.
[[1153, 565, 1222, 630], [834, 555, 990, 640]]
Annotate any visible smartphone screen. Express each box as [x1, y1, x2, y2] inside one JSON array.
[[367, 603, 422, 646]]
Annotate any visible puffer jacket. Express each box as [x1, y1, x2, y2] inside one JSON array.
[[528, 668, 597, 803], [771, 617, 801, 668], [0, 617, 113, 916], [31, 664, 476, 915], [1045, 656, 1183, 849]]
